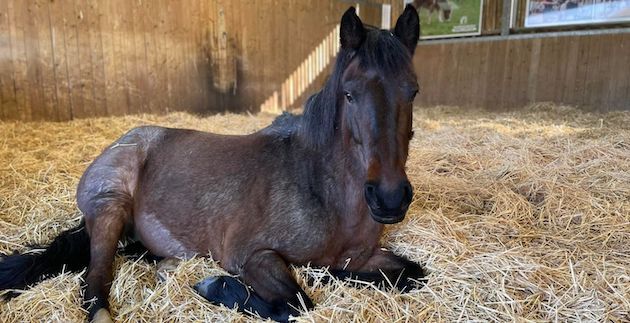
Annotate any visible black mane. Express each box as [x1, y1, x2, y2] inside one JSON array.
[[263, 111, 300, 140], [297, 27, 414, 150]]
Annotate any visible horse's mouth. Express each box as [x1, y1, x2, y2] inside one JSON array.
[[368, 207, 407, 224]]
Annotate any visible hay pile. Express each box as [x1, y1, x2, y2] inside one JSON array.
[[1, 104, 628, 322]]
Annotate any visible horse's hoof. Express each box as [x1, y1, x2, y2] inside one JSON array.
[[156, 258, 180, 283], [90, 309, 114, 323], [193, 276, 221, 297]]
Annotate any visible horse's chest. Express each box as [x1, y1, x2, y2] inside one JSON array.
[[333, 220, 383, 269], [290, 212, 383, 268]]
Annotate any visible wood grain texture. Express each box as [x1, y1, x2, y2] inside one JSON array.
[[0, 0, 357, 120], [1, 1, 628, 120], [414, 31, 630, 111]]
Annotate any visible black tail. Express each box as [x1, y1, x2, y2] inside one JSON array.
[[0, 221, 90, 298]]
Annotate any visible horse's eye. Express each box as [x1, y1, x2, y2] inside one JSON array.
[[345, 92, 354, 103]]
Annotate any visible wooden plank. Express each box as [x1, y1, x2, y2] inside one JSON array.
[[448, 41, 464, 107], [622, 34, 630, 110], [100, 0, 117, 116], [8, 0, 32, 120], [573, 34, 591, 109], [485, 39, 506, 108], [261, 0, 273, 109], [24, 0, 46, 120], [170, 0, 185, 113], [244, 0, 258, 111], [454, 43, 470, 105], [476, 40, 491, 108], [534, 35, 556, 103], [188, 0, 202, 112], [161, 0, 174, 112], [33, 0, 58, 121], [553, 35, 568, 105], [525, 37, 542, 104], [469, 41, 485, 107], [88, 0, 107, 117], [62, 0, 84, 120], [111, 0, 130, 115], [113, 0, 131, 115], [0, 0, 16, 119], [501, 38, 516, 108], [145, 0, 167, 114], [607, 34, 630, 110], [47, 0, 72, 121], [71, 0, 94, 119], [200, 0, 215, 112], [188, 0, 204, 113], [560, 36, 579, 106], [585, 34, 611, 111], [120, 0, 138, 114], [254, 0, 265, 110]]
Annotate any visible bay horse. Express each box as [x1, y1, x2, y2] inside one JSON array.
[[0, 5, 423, 323]]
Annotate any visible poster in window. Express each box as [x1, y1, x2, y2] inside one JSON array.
[[404, 0, 484, 39], [525, 0, 630, 27]]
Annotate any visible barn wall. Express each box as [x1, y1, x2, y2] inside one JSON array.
[[414, 28, 630, 111], [0, 0, 385, 121]]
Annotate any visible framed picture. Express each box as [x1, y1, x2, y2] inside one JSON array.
[[525, 0, 630, 28], [404, 0, 484, 39]]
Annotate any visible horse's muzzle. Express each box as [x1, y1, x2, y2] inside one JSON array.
[[364, 181, 413, 224]]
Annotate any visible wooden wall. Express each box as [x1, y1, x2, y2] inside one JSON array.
[[0, 0, 372, 121], [414, 28, 630, 111]]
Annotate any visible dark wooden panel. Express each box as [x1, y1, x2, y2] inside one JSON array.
[[606, 34, 630, 109], [482, 0, 503, 35], [47, 0, 72, 121], [0, 0, 16, 119], [11, 0, 32, 120]]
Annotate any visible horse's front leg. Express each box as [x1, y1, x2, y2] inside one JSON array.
[[327, 249, 426, 292], [194, 250, 313, 322]]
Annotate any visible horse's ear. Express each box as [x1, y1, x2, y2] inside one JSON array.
[[394, 4, 420, 55], [340, 7, 365, 50]]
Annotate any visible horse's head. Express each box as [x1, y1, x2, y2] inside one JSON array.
[[339, 6, 419, 224], [442, 8, 452, 21]]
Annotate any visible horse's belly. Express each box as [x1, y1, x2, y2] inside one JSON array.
[[133, 211, 198, 259]]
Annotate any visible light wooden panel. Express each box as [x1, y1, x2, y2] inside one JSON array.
[[0, 0, 356, 121], [414, 29, 630, 111]]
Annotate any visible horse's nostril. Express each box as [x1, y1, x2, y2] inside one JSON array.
[[365, 183, 376, 195], [364, 183, 379, 208]]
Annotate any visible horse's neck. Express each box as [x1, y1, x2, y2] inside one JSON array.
[[313, 138, 370, 223]]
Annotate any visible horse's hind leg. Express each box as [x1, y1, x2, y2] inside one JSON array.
[[82, 196, 130, 323], [195, 250, 313, 322], [77, 127, 153, 322]]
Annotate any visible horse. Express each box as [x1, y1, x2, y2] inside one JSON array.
[[413, 0, 452, 24], [0, 5, 423, 323]]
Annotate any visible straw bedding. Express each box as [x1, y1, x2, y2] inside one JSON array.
[[0, 104, 628, 322]]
